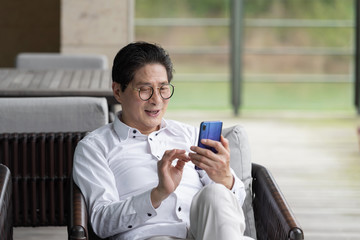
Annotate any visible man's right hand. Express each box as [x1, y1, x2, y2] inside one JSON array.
[[151, 149, 190, 208]]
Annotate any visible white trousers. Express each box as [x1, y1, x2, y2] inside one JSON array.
[[147, 183, 252, 240]]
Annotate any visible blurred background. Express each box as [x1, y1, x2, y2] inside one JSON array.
[[134, 0, 355, 113], [1, 0, 360, 239], [0, 0, 356, 113]]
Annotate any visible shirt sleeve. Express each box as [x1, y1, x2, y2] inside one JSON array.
[[73, 139, 157, 238], [229, 168, 246, 205]]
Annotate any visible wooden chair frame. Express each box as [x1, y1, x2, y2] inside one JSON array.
[[68, 163, 304, 240], [0, 164, 13, 240]]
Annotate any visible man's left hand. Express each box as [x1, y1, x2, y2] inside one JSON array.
[[189, 136, 234, 189]]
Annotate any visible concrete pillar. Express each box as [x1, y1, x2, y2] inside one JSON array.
[[61, 0, 134, 68]]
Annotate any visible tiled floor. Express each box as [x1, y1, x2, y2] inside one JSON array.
[[14, 227, 67, 240], [13, 110, 360, 240]]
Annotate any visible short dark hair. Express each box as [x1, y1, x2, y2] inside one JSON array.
[[112, 41, 174, 91]]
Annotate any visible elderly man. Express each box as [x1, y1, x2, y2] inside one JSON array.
[[73, 42, 250, 240]]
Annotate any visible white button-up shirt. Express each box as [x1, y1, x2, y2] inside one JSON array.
[[73, 113, 246, 240]]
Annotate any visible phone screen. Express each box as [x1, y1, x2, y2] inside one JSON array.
[[196, 121, 223, 170]]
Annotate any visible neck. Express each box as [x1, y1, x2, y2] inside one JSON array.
[[119, 114, 160, 136]]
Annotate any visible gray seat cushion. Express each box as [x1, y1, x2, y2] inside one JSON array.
[[0, 97, 108, 133], [223, 125, 256, 239], [16, 53, 108, 70]]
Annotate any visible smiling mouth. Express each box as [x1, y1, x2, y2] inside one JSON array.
[[145, 110, 160, 116]]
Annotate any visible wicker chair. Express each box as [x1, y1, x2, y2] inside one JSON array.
[[0, 97, 108, 236], [0, 164, 12, 240], [251, 163, 303, 240], [68, 163, 303, 240], [68, 125, 304, 240]]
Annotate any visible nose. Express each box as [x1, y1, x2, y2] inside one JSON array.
[[148, 87, 162, 104]]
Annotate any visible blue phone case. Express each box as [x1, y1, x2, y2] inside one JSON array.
[[196, 121, 223, 170]]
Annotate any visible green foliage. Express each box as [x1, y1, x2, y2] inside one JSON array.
[[244, 0, 273, 16], [135, 0, 229, 18], [244, 0, 354, 19], [135, 0, 187, 18], [242, 82, 353, 110], [135, 0, 355, 111], [187, 0, 229, 17], [169, 81, 353, 111], [242, 0, 354, 53], [136, 0, 354, 19]]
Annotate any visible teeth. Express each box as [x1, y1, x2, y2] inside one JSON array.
[[146, 110, 159, 115]]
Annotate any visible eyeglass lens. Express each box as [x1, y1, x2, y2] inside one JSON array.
[[139, 84, 174, 101]]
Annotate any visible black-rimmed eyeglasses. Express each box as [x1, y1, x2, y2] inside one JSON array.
[[133, 84, 175, 101]]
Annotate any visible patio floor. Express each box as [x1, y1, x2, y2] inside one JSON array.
[[13, 110, 360, 240]]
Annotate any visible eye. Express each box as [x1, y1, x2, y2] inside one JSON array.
[[139, 86, 152, 92], [160, 85, 170, 91]]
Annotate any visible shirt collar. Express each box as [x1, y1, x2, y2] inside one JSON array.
[[113, 111, 180, 141]]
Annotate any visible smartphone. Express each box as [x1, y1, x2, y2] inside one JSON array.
[[195, 121, 223, 170]]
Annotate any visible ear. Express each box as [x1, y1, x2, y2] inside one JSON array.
[[112, 82, 122, 104]]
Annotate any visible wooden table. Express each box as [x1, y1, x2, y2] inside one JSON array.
[[0, 68, 117, 106]]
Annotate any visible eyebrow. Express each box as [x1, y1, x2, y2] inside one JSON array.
[[135, 81, 169, 87]]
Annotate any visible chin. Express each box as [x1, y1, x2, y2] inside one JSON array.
[[148, 118, 162, 129]]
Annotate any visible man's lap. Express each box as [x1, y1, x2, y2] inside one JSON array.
[[146, 237, 190, 240]]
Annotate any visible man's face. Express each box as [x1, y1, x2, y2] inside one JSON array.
[[112, 63, 170, 135]]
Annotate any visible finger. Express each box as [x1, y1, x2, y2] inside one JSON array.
[[173, 150, 191, 162], [178, 155, 191, 162], [200, 138, 224, 153], [161, 150, 190, 170], [189, 151, 213, 170], [189, 158, 206, 170], [162, 149, 186, 161], [220, 136, 230, 152], [160, 149, 176, 165], [190, 145, 217, 159], [174, 159, 187, 171]]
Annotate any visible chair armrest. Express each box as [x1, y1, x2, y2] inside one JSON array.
[[0, 164, 13, 240], [251, 163, 304, 240], [69, 179, 88, 240]]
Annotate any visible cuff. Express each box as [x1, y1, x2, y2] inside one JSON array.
[[230, 169, 246, 205], [132, 189, 157, 223]]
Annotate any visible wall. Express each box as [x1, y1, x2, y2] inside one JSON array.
[[61, 0, 133, 68], [0, 0, 60, 67], [0, 0, 133, 68]]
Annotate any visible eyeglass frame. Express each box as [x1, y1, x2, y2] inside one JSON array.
[[132, 83, 175, 101]]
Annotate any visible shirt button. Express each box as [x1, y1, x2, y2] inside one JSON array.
[[149, 138, 153, 141], [147, 213, 152, 217], [133, 136, 136, 139], [178, 206, 182, 212], [128, 225, 132, 228], [133, 130, 137, 134]]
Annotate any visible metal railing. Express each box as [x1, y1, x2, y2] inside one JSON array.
[[135, 18, 354, 73], [135, 2, 355, 113], [136, 18, 353, 28]]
